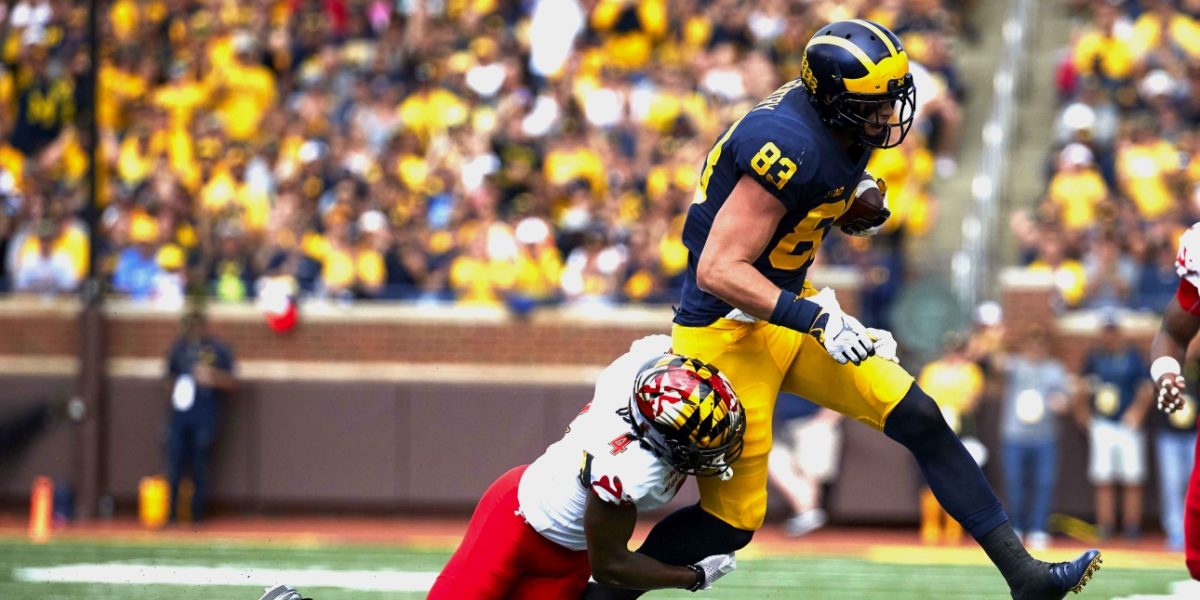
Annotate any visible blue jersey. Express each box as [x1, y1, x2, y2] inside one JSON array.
[[675, 80, 871, 326]]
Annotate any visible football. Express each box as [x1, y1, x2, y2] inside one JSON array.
[[834, 172, 886, 228]]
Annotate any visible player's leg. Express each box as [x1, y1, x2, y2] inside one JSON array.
[[506, 525, 591, 600], [1089, 420, 1117, 537], [1117, 424, 1146, 538], [1026, 439, 1058, 544], [1002, 442, 1028, 536], [507, 574, 590, 600], [1185, 429, 1200, 579], [784, 344, 1100, 598], [767, 420, 815, 533], [190, 420, 216, 523], [165, 419, 187, 523], [671, 319, 790, 531], [580, 321, 784, 600], [1156, 432, 1189, 551], [429, 466, 533, 599]]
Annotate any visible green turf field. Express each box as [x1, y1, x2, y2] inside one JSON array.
[[0, 536, 1192, 599]]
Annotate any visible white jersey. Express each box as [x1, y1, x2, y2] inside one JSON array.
[[517, 335, 687, 551], [1176, 222, 1200, 288]]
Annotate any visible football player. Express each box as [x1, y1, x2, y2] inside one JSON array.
[[1148, 222, 1200, 580], [427, 335, 746, 598], [585, 20, 1100, 600]]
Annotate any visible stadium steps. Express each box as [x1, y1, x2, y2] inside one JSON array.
[[912, 0, 1072, 283]]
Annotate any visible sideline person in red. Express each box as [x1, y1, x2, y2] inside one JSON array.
[[427, 336, 746, 598]]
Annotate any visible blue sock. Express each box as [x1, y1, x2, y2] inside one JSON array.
[[883, 386, 1009, 539]]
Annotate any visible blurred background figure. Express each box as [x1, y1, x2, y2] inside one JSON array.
[[995, 325, 1072, 550], [163, 307, 235, 525], [767, 393, 843, 538], [916, 331, 985, 544], [1073, 312, 1151, 541]]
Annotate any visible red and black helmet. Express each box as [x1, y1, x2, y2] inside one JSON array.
[[627, 354, 745, 478]]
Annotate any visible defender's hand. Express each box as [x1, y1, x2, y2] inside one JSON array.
[[689, 553, 736, 591], [808, 288, 875, 365]]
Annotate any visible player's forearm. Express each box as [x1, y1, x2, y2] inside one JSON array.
[[1149, 328, 1189, 366], [696, 258, 781, 320], [590, 551, 701, 591]]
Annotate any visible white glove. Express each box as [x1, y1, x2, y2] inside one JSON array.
[[807, 288, 875, 365], [866, 328, 899, 363], [689, 552, 736, 591]]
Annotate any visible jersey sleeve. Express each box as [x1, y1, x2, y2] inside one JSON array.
[[579, 446, 660, 506], [1175, 224, 1200, 315], [732, 122, 819, 211], [590, 335, 672, 412]]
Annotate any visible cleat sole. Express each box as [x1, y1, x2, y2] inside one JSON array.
[[1069, 554, 1102, 594]]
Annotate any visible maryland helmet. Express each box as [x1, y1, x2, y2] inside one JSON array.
[[627, 354, 745, 478], [801, 19, 916, 148]]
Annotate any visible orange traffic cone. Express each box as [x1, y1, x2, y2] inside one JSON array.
[[29, 476, 53, 543]]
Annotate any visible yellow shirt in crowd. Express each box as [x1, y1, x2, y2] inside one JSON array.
[[1048, 168, 1109, 232]]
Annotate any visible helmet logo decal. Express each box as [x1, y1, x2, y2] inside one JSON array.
[[801, 56, 817, 94]]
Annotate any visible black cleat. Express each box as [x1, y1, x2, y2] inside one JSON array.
[[258, 585, 312, 600], [1011, 550, 1102, 599]]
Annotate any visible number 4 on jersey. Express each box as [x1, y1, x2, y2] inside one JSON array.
[[609, 433, 635, 455]]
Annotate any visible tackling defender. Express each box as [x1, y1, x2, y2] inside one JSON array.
[[428, 335, 746, 598], [586, 19, 1099, 599], [1147, 222, 1200, 579]]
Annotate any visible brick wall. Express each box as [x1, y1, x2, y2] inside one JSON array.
[[0, 271, 864, 366], [0, 300, 672, 365]]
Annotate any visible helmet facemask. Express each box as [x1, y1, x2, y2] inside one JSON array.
[[824, 73, 916, 149]]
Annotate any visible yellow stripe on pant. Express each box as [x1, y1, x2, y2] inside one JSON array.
[[671, 316, 915, 530]]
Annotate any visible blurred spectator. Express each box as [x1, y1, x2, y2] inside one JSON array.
[[767, 393, 843, 538], [916, 331, 985, 544], [112, 215, 162, 300], [1081, 233, 1138, 310], [164, 308, 235, 525], [1070, 2, 1136, 99], [1073, 313, 1152, 540], [995, 325, 1072, 550], [0, 0, 961, 312], [1028, 235, 1086, 310], [207, 224, 255, 302], [561, 227, 625, 307], [1115, 117, 1181, 222], [1155, 359, 1199, 552], [1133, 240, 1180, 312], [12, 218, 78, 294], [1045, 143, 1110, 236]]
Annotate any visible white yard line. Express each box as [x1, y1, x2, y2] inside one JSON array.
[[1113, 579, 1200, 600], [15, 564, 438, 592]]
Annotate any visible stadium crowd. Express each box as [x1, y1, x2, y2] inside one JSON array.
[[1014, 0, 1200, 314], [0, 0, 965, 313]]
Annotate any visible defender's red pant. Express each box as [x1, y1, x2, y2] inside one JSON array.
[[1188, 433, 1200, 579], [428, 465, 592, 599]]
